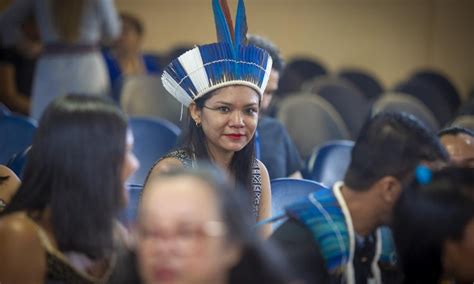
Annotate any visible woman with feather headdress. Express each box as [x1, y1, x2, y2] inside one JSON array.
[[146, 0, 274, 237]]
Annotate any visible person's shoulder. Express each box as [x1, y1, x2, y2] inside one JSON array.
[[0, 212, 44, 253], [255, 159, 267, 171], [0, 212, 47, 281], [0, 212, 38, 239], [147, 151, 188, 181]]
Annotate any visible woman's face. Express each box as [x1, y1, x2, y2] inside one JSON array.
[[0, 166, 20, 212], [190, 86, 260, 156], [116, 19, 142, 52], [136, 176, 240, 284], [443, 218, 474, 282], [121, 129, 139, 204]]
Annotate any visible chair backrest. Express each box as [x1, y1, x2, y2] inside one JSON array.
[[306, 140, 354, 188], [0, 103, 11, 117], [451, 115, 474, 132], [271, 178, 327, 229], [119, 183, 144, 227], [277, 94, 351, 160], [277, 57, 328, 96], [339, 69, 384, 100], [303, 76, 371, 138], [0, 115, 37, 164], [411, 70, 461, 114], [395, 78, 453, 126], [6, 146, 31, 178], [128, 116, 181, 185], [371, 92, 439, 131], [119, 75, 186, 128]]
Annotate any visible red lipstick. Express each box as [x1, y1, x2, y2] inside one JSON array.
[[225, 134, 245, 140]]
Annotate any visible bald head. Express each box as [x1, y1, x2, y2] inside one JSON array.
[[439, 127, 474, 167]]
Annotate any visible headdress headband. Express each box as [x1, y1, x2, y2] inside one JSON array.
[[162, 0, 273, 107]]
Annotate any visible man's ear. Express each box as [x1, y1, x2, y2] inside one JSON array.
[[189, 102, 201, 125], [377, 176, 402, 204]]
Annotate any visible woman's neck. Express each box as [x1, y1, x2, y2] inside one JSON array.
[[206, 144, 234, 171]]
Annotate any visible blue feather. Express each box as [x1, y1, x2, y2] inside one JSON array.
[[234, 0, 248, 47], [212, 0, 234, 45]]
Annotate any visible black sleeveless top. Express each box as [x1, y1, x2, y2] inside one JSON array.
[[31, 221, 118, 284], [156, 149, 262, 218]]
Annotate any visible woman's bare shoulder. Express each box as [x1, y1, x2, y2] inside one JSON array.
[[147, 157, 184, 179], [0, 212, 41, 244], [0, 212, 47, 282]]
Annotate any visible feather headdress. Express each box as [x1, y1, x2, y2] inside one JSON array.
[[162, 0, 273, 107]]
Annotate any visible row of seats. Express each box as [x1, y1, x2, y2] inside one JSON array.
[[111, 72, 465, 162]]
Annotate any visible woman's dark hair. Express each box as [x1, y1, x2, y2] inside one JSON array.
[[344, 112, 448, 190], [2, 95, 128, 259], [392, 167, 474, 283], [181, 90, 258, 193], [145, 166, 292, 284], [120, 12, 144, 36]]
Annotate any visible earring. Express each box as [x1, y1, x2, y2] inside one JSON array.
[[195, 120, 201, 127]]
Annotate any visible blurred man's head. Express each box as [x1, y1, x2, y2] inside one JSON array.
[[344, 113, 448, 224], [438, 126, 474, 167], [247, 35, 284, 112]]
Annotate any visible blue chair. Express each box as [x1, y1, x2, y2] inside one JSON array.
[[269, 178, 327, 229], [307, 140, 354, 188], [0, 103, 11, 117], [128, 116, 181, 185], [6, 146, 31, 178], [119, 183, 144, 227], [0, 115, 37, 164]]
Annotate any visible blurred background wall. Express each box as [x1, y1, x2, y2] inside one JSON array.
[[1, 0, 472, 97], [115, 0, 474, 98]]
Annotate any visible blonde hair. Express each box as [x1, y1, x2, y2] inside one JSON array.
[[51, 0, 86, 43]]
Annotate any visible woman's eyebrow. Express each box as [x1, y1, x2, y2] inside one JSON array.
[[211, 101, 232, 106]]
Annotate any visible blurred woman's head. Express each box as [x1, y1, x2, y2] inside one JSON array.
[[116, 12, 144, 53], [3, 94, 138, 258], [393, 166, 474, 283], [136, 166, 289, 284], [0, 166, 20, 212]]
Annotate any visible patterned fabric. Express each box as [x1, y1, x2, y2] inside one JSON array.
[[158, 149, 262, 217], [286, 187, 397, 281], [379, 226, 398, 266], [286, 188, 350, 274], [33, 221, 117, 284]]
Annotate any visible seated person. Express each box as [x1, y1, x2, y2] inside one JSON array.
[[438, 126, 474, 167], [248, 35, 303, 179], [270, 112, 448, 284], [135, 166, 292, 284], [102, 12, 160, 96], [0, 15, 41, 115], [392, 166, 474, 283], [0, 95, 138, 283], [0, 165, 20, 212]]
